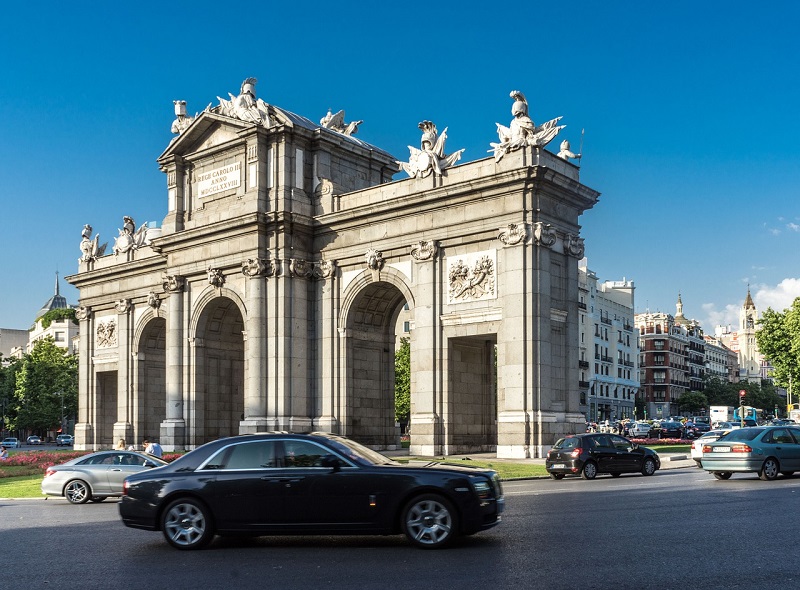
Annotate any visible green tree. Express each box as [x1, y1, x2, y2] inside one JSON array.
[[13, 338, 78, 434], [394, 337, 410, 426], [756, 298, 800, 393], [703, 376, 738, 407], [676, 391, 708, 415]]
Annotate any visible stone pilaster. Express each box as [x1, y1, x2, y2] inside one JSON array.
[[161, 274, 186, 450]]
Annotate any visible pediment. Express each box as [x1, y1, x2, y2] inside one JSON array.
[[159, 111, 282, 161]]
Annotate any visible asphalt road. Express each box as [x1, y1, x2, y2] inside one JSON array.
[[2, 467, 798, 590]]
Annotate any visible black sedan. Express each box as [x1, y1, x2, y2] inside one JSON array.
[[120, 432, 504, 550], [654, 421, 684, 439], [545, 433, 660, 479]]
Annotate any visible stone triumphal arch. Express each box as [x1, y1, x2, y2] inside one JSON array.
[[68, 81, 598, 458]]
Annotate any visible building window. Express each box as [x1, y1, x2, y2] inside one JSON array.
[[54, 332, 65, 342]]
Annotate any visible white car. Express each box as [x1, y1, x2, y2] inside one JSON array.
[[1, 437, 20, 449], [628, 422, 651, 438], [691, 429, 732, 466]]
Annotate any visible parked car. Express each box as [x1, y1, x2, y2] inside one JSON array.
[[701, 426, 800, 480], [42, 450, 167, 504], [690, 429, 732, 466], [683, 421, 711, 439], [652, 421, 683, 439], [120, 432, 504, 550], [627, 422, 652, 438], [26, 436, 43, 445], [56, 434, 74, 446], [545, 433, 660, 480], [1, 437, 20, 449]]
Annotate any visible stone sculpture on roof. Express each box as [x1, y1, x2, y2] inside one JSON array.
[[170, 100, 195, 135], [79, 224, 107, 263], [557, 139, 581, 162], [216, 77, 272, 126], [320, 109, 362, 136], [399, 121, 464, 178], [490, 90, 565, 162], [112, 217, 149, 256]]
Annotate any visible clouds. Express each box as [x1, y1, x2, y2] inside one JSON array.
[[754, 278, 800, 312], [699, 278, 800, 331]]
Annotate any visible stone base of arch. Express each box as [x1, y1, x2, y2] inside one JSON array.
[[239, 417, 273, 434], [113, 421, 133, 448], [74, 422, 93, 451], [159, 418, 186, 452]]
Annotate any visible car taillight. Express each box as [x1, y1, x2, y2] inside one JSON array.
[[702, 445, 713, 453], [123, 480, 129, 495], [44, 468, 55, 478], [731, 444, 752, 453], [570, 448, 581, 458]]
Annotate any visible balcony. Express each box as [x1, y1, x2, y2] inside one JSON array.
[[578, 301, 587, 310], [601, 317, 612, 325], [579, 381, 590, 388], [579, 360, 590, 369]]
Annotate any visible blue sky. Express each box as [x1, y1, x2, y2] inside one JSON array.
[[2, 2, 799, 331]]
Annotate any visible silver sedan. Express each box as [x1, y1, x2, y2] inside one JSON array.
[[41, 451, 167, 504]]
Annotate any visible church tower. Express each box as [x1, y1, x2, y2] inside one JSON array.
[[738, 287, 760, 381]]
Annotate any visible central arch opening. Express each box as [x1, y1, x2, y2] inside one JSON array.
[[346, 281, 407, 448]]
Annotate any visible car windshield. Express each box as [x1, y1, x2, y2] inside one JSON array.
[[321, 434, 400, 466], [720, 428, 763, 442], [553, 437, 580, 450]]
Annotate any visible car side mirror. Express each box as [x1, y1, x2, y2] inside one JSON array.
[[321, 455, 342, 472]]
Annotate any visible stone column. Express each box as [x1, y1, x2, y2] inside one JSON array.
[[496, 223, 533, 458], [240, 258, 271, 433], [74, 306, 93, 450], [161, 274, 186, 450], [408, 240, 441, 456], [113, 299, 133, 446], [315, 260, 339, 433]]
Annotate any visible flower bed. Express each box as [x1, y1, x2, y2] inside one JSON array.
[[0, 450, 181, 478]]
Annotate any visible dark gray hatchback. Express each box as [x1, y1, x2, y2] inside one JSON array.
[[546, 433, 661, 480]]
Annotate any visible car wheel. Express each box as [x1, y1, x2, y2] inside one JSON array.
[[549, 473, 565, 480], [713, 472, 732, 480], [90, 496, 107, 503], [401, 493, 458, 549], [162, 498, 214, 550], [759, 458, 780, 481], [580, 461, 598, 480], [64, 480, 91, 504], [641, 458, 657, 476]]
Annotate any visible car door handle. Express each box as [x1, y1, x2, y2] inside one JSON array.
[[260, 476, 305, 483]]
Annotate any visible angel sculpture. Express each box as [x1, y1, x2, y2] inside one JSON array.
[[79, 224, 107, 263], [399, 121, 465, 178], [320, 109, 362, 136], [490, 90, 565, 162], [217, 78, 271, 126]]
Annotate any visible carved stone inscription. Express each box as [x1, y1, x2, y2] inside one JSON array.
[[197, 162, 241, 198]]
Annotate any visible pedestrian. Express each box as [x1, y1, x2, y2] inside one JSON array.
[[0, 445, 7, 461], [115, 438, 126, 450], [143, 439, 163, 458]]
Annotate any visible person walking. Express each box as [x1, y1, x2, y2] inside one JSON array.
[[115, 438, 126, 450]]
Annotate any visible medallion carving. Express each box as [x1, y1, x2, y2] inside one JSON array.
[[162, 273, 186, 293], [207, 267, 225, 288], [498, 223, 528, 246], [411, 240, 438, 262], [533, 222, 558, 248], [365, 248, 384, 271], [566, 234, 585, 258]]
